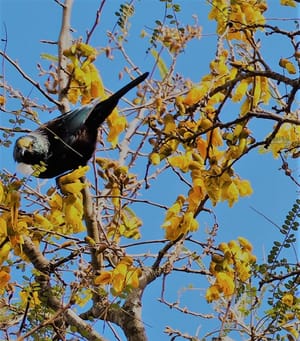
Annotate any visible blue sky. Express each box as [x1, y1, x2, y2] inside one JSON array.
[[1, 1, 299, 340]]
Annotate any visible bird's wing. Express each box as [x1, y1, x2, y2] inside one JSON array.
[[54, 99, 101, 135]]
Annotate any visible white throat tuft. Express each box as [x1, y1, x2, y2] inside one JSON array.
[[17, 163, 35, 176]]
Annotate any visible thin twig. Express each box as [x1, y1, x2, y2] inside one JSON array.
[[0, 50, 60, 107]]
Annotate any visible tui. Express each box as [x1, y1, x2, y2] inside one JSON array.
[[14, 72, 149, 179]]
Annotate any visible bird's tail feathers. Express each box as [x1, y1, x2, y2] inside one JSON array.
[[87, 72, 149, 127]]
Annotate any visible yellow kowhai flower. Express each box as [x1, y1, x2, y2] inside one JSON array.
[[208, 0, 228, 34], [95, 258, 141, 296], [106, 109, 127, 148], [0, 268, 10, 289], [0, 95, 6, 106], [33, 213, 53, 230], [59, 165, 90, 185], [60, 182, 86, 195], [228, 239, 241, 255], [234, 178, 253, 197], [0, 243, 10, 266], [19, 289, 41, 308], [235, 262, 251, 282], [232, 79, 249, 102], [72, 288, 93, 308], [207, 237, 256, 301], [0, 217, 7, 239], [183, 87, 206, 106], [119, 208, 142, 240], [168, 153, 192, 173], [282, 293, 295, 307], [238, 236, 253, 252], [149, 152, 161, 165], [161, 216, 182, 240], [165, 195, 185, 221], [207, 127, 223, 147], [0, 181, 4, 203], [163, 114, 176, 134], [206, 284, 220, 303], [47, 209, 65, 227], [196, 137, 208, 159], [64, 202, 85, 233], [187, 185, 206, 212], [94, 272, 112, 285], [279, 58, 297, 74], [111, 183, 121, 208], [181, 211, 199, 233], [221, 181, 239, 207], [216, 272, 235, 296], [67, 80, 81, 104], [241, 3, 265, 25], [48, 193, 63, 210], [261, 123, 300, 158], [280, 0, 297, 7]]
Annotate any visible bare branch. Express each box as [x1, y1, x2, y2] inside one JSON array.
[[57, 0, 73, 112], [0, 50, 60, 107], [86, 0, 106, 43]]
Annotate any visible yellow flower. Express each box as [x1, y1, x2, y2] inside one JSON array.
[[106, 109, 127, 147], [187, 185, 206, 211], [67, 79, 81, 104], [216, 272, 235, 296], [0, 217, 7, 239], [238, 237, 253, 252], [183, 87, 205, 106], [280, 0, 297, 8], [282, 293, 295, 307], [60, 182, 86, 195], [181, 212, 199, 233], [236, 262, 251, 282], [0, 181, 4, 203], [150, 152, 161, 165], [168, 154, 191, 172], [59, 166, 90, 184], [279, 58, 296, 74], [34, 213, 53, 230], [0, 95, 6, 106], [221, 181, 239, 207], [19, 289, 41, 307], [161, 216, 182, 240], [0, 269, 10, 288], [206, 285, 220, 302], [163, 114, 176, 134], [0, 242, 10, 265], [232, 79, 249, 102], [235, 179, 253, 197], [94, 272, 112, 285]]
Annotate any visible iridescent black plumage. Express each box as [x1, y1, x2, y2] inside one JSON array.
[[14, 72, 148, 178]]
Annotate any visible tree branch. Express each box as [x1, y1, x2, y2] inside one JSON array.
[[0, 50, 60, 107], [57, 0, 73, 113], [22, 236, 107, 341]]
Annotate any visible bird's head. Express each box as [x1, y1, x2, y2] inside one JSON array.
[[13, 133, 49, 162]]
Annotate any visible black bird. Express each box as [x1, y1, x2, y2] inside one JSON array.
[[14, 72, 149, 179]]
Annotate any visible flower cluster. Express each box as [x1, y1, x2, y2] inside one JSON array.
[[63, 42, 103, 104], [206, 237, 256, 302], [94, 257, 141, 296]]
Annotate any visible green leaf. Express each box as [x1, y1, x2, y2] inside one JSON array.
[[40, 53, 59, 62], [151, 49, 168, 79]]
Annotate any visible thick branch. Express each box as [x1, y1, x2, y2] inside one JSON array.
[[81, 177, 103, 273], [80, 267, 161, 341], [57, 0, 73, 112], [22, 236, 107, 341]]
